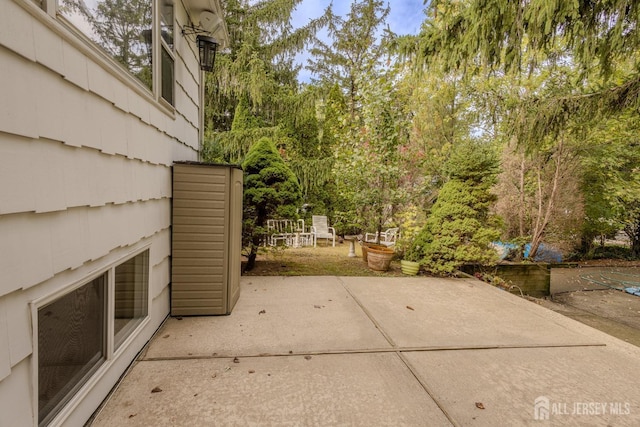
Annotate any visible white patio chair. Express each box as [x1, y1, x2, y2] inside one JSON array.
[[293, 219, 313, 247], [311, 215, 336, 247], [267, 219, 294, 246], [364, 227, 399, 247]]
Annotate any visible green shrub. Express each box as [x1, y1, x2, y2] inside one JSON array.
[[409, 142, 502, 274], [242, 137, 302, 270]]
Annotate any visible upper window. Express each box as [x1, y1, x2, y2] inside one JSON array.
[[58, 0, 153, 90], [160, 2, 174, 49], [57, 0, 174, 105], [159, 1, 175, 105]]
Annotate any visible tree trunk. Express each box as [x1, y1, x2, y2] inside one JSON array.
[[528, 140, 563, 260], [518, 155, 526, 237], [244, 251, 257, 272], [628, 218, 640, 258], [580, 235, 594, 255], [243, 235, 262, 272]]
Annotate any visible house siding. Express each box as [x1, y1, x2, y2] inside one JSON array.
[[0, 0, 213, 424]]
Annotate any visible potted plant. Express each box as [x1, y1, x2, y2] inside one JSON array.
[[400, 259, 421, 275], [367, 245, 395, 271], [361, 241, 387, 263], [395, 206, 425, 275], [400, 241, 422, 275]]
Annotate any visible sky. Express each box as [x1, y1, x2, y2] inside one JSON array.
[[291, 0, 428, 83]]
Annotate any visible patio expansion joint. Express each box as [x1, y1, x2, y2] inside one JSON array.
[[332, 278, 609, 427], [336, 277, 398, 347], [140, 342, 608, 362], [336, 277, 463, 425]]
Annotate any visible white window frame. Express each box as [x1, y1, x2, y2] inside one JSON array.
[[30, 245, 151, 427], [157, 0, 176, 107]]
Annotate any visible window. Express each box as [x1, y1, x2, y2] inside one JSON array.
[[38, 274, 107, 426], [57, 0, 153, 90], [56, 0, 175, 105], [160, 1, 174, 49], [36, 249, 149, 425], [159, 1, 175, 105], [161, 46, 175, 105], [114, 250, 149, 349]]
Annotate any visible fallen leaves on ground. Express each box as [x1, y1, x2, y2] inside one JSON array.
[[243, 245, 406, 277]]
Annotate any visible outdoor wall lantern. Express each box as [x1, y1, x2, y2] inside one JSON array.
[[182, 10, 221, 72], [196, 35, 219, 72]]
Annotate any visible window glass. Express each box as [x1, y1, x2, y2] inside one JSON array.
[[161, 47, 175, 105], [38, 274, 106, 426], [160, 1, 174, 49], [57, 0, 153, 90], [114, 250, 149, 349], [159, 1, 175, 105]]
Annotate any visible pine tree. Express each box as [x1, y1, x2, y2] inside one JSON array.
[[205, 0, 329, 132], [409, 142, 502, 274], [306, 0, 390, 118], [242, 137, 302, 271], [404, 0, 640, 147]]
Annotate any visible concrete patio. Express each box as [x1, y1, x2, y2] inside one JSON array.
[[91, 276, 640, 426]]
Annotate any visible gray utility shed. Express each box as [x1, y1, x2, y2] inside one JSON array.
[[171, 163, 243, 315]]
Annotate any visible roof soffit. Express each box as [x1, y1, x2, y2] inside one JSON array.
[[181, 0, 230, 48]]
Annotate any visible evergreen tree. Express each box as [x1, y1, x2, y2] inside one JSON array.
[[202, 0, 334, 218], [203, 96, 282, 164], [307, 0, 390, 118], [409, 142, 502, 274], [231, 97, 262, 131], [205, 0, 329, 132], [242, 137, 302, 271], [403, 0, 640, 148], [580, 113, 640, 256]]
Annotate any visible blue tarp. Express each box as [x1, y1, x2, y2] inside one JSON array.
[[492, 242, 518, 260], [524, 243, 563, 263], [492, 242, 563, 263], [625, 287, 640, 297]]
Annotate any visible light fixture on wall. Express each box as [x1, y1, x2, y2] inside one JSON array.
[[196, 35, 219, 72], [182, 10, 220, 72]]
